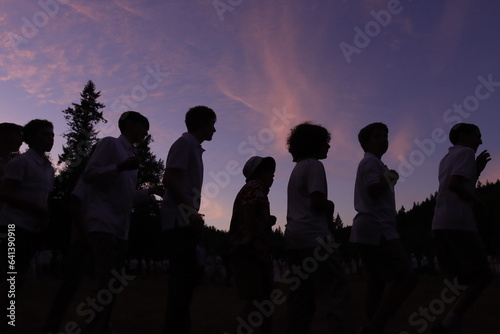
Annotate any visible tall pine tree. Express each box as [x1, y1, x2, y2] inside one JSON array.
[[58, 80, 106, 171], [48, 80, 106, 251]]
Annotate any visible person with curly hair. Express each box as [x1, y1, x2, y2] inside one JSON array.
[[284, 122, 356, 334]]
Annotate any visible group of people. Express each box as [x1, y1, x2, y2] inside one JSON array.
[[228, 121, 494, 334], [0, 106, 495, 334]]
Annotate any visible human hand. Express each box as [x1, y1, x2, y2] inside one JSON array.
[[384, 169, 399, 188], [476, 150, 491, 175]]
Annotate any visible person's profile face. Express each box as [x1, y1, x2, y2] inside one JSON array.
[[201, 119, 216, 141], [125, 122, 149, 144], [261, 169, 275, 188], [33, 127, 54, 152], [318, 141, 330, 160], [365, 129, 388, 157], [461, 129, 482, 152]]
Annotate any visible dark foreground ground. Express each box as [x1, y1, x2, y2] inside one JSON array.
[[10, 274, 500, 334]]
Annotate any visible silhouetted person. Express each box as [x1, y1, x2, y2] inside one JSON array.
[[0, 123, 23, 182], [431, 123, 493, 334], [0, 120, 55, 333], [229, 156, 276, 334], [284, 122, 356, 334], [161, 106, 216, 334], [350, 122, 416, 334], [79, 111, 162, 334]]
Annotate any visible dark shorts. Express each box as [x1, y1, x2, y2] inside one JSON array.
[[356, 238, 414, 282], [433, 229, 491, 284]]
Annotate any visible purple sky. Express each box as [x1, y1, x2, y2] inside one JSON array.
[[1, 0, 500, 231]]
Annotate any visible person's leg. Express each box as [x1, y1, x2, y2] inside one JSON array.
[[231, 249, 274, 334], [358, 240, 416, 333], [163, 228, 201, 334], [368, 275, 416, 330], [365, 277, 385, 320], [42, 237, 87, 332], [82, 232, 127, 334], [285, 250, 317, 334], [311, 252, 357, 334], [434, 231, 493, 332]]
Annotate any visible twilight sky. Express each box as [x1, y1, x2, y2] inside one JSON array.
[[1, 0, 500, 232]]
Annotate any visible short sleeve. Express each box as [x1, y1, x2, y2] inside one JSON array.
[[165, 138, 190, 170], [306, 160, 327, 195], [83, 137, 120, 183], [360, 158, 382, 188], [450, 148, 476, 180]]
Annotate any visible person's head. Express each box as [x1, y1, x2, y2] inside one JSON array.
[[0, 123, 23, 153], [449, 123, 482, 152], [243, 156, 276, 188], [358, 122, 389, 158], [118, 111, 150, 144], [23, 119, 54, 153], [287, 122, 331, 162], [185, 106, 217, 142]]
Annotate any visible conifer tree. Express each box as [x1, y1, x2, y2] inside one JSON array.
[[58, 80, 106, 171]]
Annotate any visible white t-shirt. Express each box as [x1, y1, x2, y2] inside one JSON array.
[[432, 145, 477, 231], [161, 132, 204, 230], [350, 152, 399, 245], [285, 159, 333, 249], [82, 135, 150, 240], [0, 149, 54, 232]]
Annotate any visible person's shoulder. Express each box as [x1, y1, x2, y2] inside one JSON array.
[[449, 145, 475, 159], [171, 133, 195, 148], [7, 152, 30, 166], [98, 136, 119, 145], [299, 158, 323, 168], [359, 152, 381, 166], [450, 145, 474, 153], [94, 136, 121, 151]]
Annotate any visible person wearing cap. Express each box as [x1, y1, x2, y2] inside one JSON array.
[[229, 156, 277, 334], [284, 122, 356, 334]]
